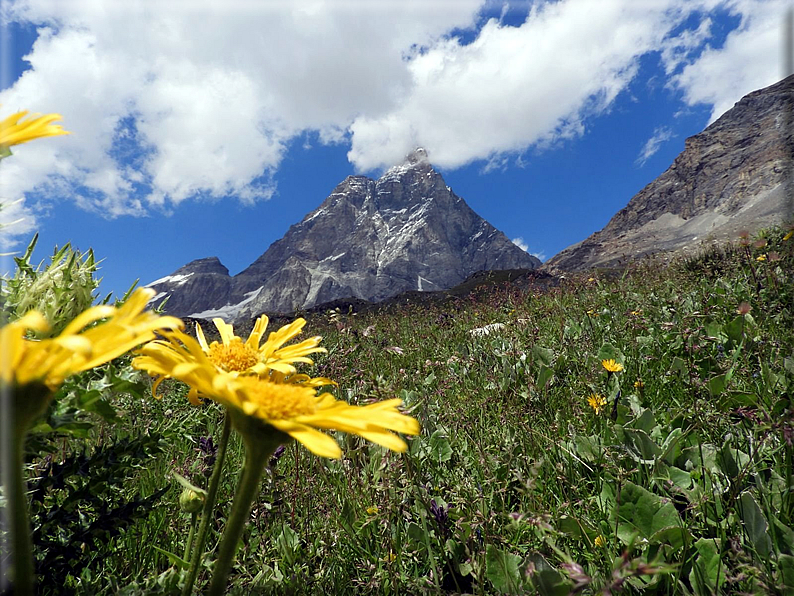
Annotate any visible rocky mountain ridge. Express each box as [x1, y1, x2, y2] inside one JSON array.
[[147, 148, 540, 319], [545, 74, 793, 271]]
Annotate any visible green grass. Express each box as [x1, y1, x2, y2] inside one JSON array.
[[14, 227, 794, 594]]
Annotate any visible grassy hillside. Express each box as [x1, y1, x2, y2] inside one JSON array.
[[10, 227, 794, 595]]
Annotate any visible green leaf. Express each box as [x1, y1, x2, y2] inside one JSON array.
[[779, 554, 794, 593], [533, 345, 555, 367], [152, 546, 190, 570], [770, 512, 794, 556], [649, 525, 690, 551], [596, 343, 624, 364], [724, 316, 745, 345], [536, 364, 554, 388], [622, 428, 661, 463], [429, 429, 453, 463], [611, 482, 681, 544], [689, 538, 725, 595], [719, 392, 758, 409], [738, 491, 772, 558], [407, 522, 425, 544], [527, 554, 573, 596], [172, 472, 207, 497], [707, 374, 727, 397], [485, 545, 521, 594]]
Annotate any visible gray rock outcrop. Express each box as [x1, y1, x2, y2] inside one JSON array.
[[545, 74, 794, 271]]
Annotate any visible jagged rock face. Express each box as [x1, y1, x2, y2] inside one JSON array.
[[146, 257, 233, 316], [545, 75, 794, 271], [146, 148, 540, 318]]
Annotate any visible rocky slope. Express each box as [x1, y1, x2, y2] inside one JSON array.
[[545, 74, 794, 271], [147, 148, 539, 318]]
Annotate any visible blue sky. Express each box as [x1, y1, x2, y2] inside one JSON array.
[[0, 0, 789, 300]]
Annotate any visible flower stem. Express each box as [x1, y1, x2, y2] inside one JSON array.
[[184, 511, 198, 562], [1, 424, 35, 596], [181, 413, 232, 596], [207, 432, 281, 596]]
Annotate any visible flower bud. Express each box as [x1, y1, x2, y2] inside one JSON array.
[[179, 488, 205, 513]]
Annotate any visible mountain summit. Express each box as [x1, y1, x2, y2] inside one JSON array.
[[545, 74, 793, 271], [147, 149, 540, 319]]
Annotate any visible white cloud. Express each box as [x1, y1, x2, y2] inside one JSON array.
[[1, 0, 481, 218], [0, 198, 38, 248], [636, 126, 675, 166], [512, 236, 545, 261], [669, 0, 791, 123], [0, 0, 787, 233], [348, 0, 700, 171]]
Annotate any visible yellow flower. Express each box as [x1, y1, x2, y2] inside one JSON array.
[[594, 535, 606, 548], [143, 316, 331, 405], [366, 506, 379, 515], [601, 359, 623, 373], [0, 288, 182, 425], [756, 254, 767, 262], [0, 107, 70, 152], [587, 393, 607, 415], [634, 379, 644, 390], [133, 328, 420, 458], [196, 315, 326, 376]]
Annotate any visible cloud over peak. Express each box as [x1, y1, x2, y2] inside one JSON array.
[[0, 0, 788, 241]]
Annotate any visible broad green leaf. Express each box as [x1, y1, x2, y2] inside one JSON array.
[[779, 554, 794, 592], [739, 492, 772, 558], [622, 428, 661, 462], [536, 364, 554, 388], [485, 544, 521, 594], [650, 525, 690, 551], [429, 429, 453, 463], [724, 316, 745, 345], [533, 345, 555, 367], [611, 482, 680, 544], [628, 408, 657, 433], [527, 554, 573, 596], [597, 343, 623, 364], [707, 374, 726, 397], [689, 538, 725, 595]]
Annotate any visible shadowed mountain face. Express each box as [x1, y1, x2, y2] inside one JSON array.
[[147, 148, 540, 319], [545, 74, 794, 271]]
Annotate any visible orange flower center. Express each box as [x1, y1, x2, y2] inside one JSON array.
[[208, 339, 260, 372], [236, 376, 317, 420]]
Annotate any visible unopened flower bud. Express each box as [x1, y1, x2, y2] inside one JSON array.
[[179, 488, 205, 513]]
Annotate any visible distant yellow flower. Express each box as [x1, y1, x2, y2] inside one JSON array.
[[594, 535, 606, 548], [586, 310, 599, 317], [601, 359, 623, 373], [366, 506, 379, 515], [133, 328, 420, 458], [587, 393, 607, 415], [756, 254, 767, 262], [0, 108, 70, 153], [634, 379, 644, 390], [0, 288, 182, 426]]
